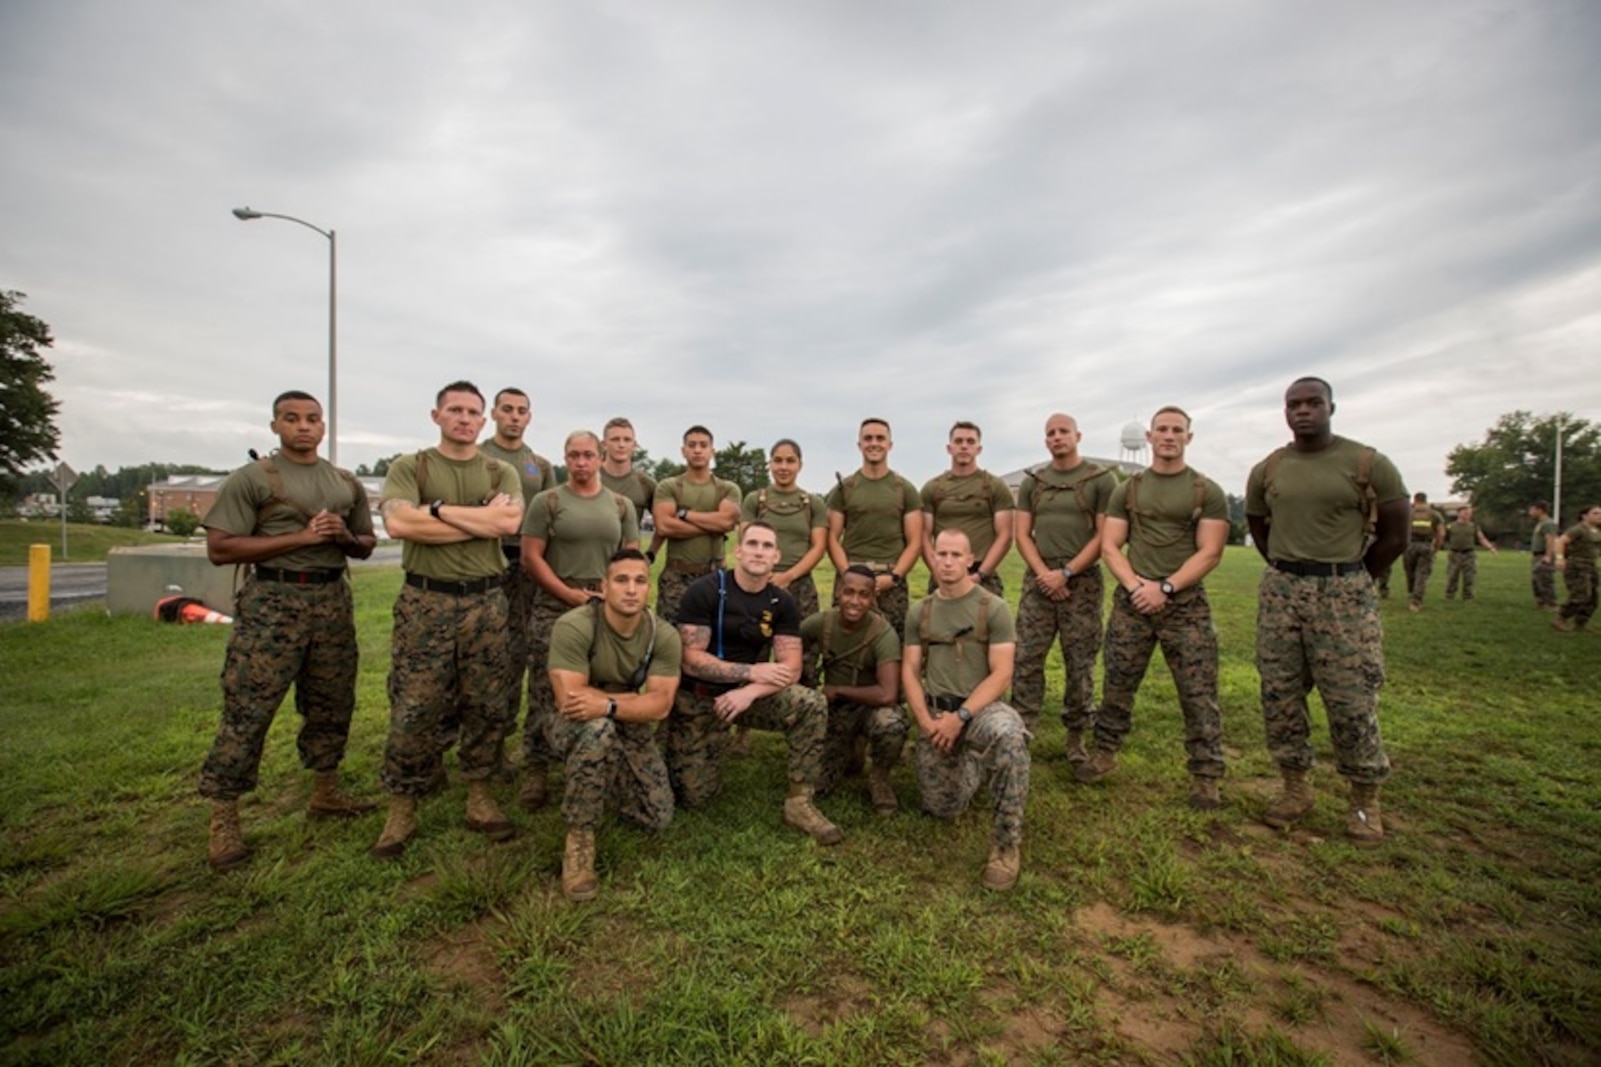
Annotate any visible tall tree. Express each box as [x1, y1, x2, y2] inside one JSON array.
[[0, 290, 61, 489], [712, 440, 770, 496], [1446, 411, 1601, 530]]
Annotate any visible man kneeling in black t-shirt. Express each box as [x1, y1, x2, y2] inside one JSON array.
[[662, 521, 843, 844]]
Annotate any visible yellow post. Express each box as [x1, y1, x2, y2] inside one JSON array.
[[28, 544, 51, 622]]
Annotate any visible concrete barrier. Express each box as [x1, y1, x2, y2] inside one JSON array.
[[106, 544, 238, 617]]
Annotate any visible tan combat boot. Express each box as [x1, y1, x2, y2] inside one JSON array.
[[1188, 776, 1222, 811], [562, 828, 599, 902], [783, 783, 844, 845], [1063, 729, 1088, 765], [370, 795, 418, 859], [981, 841, 1021, 892], [466, 781, 515, 841], [307, 771, 378, 819], [1347, 782, 1385, 846], [518, 762, 549, 811], [866, 764, 898, 815], [207, 800, 249, 870], [1262, 768, 1315, 830], [1073, 748, 1117, 784]]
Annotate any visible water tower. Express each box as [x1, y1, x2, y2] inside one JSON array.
[[1119, 420, 1148, 467]]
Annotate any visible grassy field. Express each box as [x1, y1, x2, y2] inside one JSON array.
[[0, 520, 181, 565], [1, 550, 1596, 1065]]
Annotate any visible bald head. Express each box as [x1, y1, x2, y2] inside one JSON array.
[[1045, 412, 1083, 462]]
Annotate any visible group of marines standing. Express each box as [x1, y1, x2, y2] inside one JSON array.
[[197, 375, 1436, 898]]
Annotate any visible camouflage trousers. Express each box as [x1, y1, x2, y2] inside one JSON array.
[[663, 685, 828, 808], [1560, 560, 1597, 628], [1095, 586, 1225, 778], [1256, 568, 1390, 784], [523, 585, 597, 766], [1012, 567, 1104, 734], [657, 562, 720, 624], [381, 584, 512, 796], [1403, 542, 1435, 606], [198, 578, 359, 800], [1532, 557, 1558, 609], [1444, 550, 1477, 600], [500, 555, 536, 729], [818, 700, 909, 793], [915, 701, 1030, 847], [546, 713, 673, 832], [835, 571, 910, 641]]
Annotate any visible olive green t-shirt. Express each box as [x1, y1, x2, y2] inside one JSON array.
[[480, 439, 555, 549], [742, 486, 826, 569], [800, 609, 901, 688], [382, 449, 521, 581], [920, 470, 1015, 560], [600, 468, 657, 524], [548, 605, 683, 691], [1563, 523, 1601, 566], [825, 470, 921, 566], [1244, 438, 1406, 564], [904, 586, 1015, 698], [1444, 521, 1482, 552], [655, 475, 742, 564], [1407, 503, 1446, 543], [1531, 518, 1558, 556], [204, 456, 373, 571], [1107, 467, 1228, 579], [521, 484, 641, 583], [1018, 461, 1117, 561]]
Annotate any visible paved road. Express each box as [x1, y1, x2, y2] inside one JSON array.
[[0, 545, 404, 622]]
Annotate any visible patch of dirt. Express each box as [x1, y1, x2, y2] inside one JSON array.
[[1070, 900, 1478, 1065], [421, 917, 506, 1012], [777, 973, 871, 1037]]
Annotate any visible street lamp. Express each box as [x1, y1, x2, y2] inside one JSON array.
[[231, 206, 339, 464]]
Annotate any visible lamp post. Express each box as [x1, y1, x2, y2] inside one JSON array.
[[231, 206, 339, 465]]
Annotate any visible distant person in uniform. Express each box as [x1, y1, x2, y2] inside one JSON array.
[[919, 421, 1015, 596], [1552, 504, 1601, 632], [1403, 492, 1445, 612], [652, 425, 741, 622], [1443, 505, 1498, 601], [1528, 501, 1559, 611], [826, 418, 923, 638]]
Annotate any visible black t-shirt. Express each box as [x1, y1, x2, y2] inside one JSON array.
[[675, 570, 801, 673]]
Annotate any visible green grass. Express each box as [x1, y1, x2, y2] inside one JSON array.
[[1, 549, 1597, 1064], [0, 519, 180, 565]]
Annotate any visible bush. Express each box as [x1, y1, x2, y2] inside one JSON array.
[[165, 507, 201, 537]]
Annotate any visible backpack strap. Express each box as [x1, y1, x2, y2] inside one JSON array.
[[253, 455, 358, 527]]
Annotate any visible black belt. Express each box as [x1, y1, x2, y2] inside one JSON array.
[[404, 572, 502, 596], [929, 693, 968, 712], [255, 566, 343, 585], [1272, 560, 1367, 578]]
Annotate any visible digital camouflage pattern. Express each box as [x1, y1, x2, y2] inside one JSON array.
[[1532, 557, 1558, 608], [544, 717, 673, 831], [1012, 567, 1103, 734], [818, 701, 908, 793], [663, 686, 829, 808], [523, 588, 596, 766], [1256, 569, 1390, 783], [1403, 541, 1436, 606], [1445, 549, 1480, 600], [498, 557, 536, 741], [658, 563, 719, 625], [915, 701, 1031, 848], [1095, 586, 1225, 778], [381, 584, 512, 795], [199, 579, 359, 800]]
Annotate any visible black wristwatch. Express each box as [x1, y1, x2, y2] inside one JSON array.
[[605, 699, 618, 720], [676, 507, 689, 521], [428, 499, 444, 520], [1159, 579, 1177, 596], [956, 707, 974, 725]]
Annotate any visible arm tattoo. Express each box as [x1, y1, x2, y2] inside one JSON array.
[[380, 498, 413, 517], [678, 623, 753, 684]]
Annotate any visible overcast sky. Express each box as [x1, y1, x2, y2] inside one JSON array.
[[3, 1, 1598, 499]]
